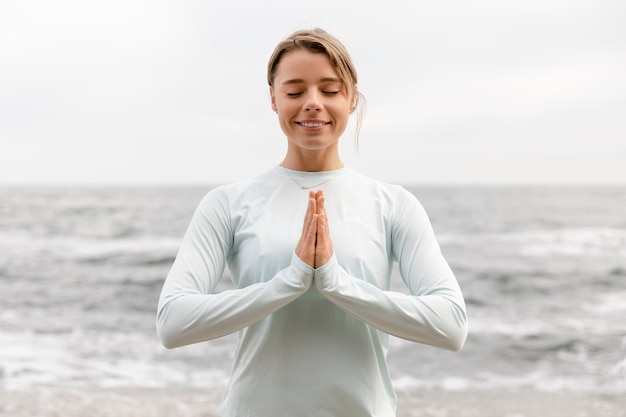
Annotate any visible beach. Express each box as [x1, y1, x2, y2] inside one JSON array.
[[2, 387, 625, 417]]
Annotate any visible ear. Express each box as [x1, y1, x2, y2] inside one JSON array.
[[350, 86, 358, 113], [270, 86, 278, 112]]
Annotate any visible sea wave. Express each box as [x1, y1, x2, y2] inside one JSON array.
[[2, 186, 625, 394], [439, 227, 626, 257], [0, 231, 180, 266], [0, 329, 232, 391]]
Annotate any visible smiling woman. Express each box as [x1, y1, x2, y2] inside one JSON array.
[[267, 29, 366, 165], [270, 49, 353, 171], [156, 27, 468, 417]]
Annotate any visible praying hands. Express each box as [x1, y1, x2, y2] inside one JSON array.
[[295, 190, 334, 269]]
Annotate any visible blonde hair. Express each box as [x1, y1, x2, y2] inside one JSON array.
[[267, 28, 366, 149]]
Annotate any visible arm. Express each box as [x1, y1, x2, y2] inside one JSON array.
[[314, 188, 468, 351], [156, 189, 313, 349]]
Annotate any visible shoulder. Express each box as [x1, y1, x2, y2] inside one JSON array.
[[343, 168, 419, 205], [344, 169, 431, 227], [197, 168, 282, 210]]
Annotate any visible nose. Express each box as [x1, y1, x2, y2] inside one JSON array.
[[304, 89, 322, 111]]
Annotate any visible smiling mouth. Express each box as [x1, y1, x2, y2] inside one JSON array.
[[296, 121, 330, 127]]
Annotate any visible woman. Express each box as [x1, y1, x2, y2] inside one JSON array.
[[157, 28, 468, 417]]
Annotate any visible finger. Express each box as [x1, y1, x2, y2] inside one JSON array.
[[316, 190, 325, 216], [306, 213, 320, 264], [318, 211, 330, 244], [316, 190, 329, 244], [296, 212, 318, 267], [301, 192, 317, 234], [314, 212, 333, 268]]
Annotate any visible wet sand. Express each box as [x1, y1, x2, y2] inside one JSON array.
[[1, 387, 625, 417]]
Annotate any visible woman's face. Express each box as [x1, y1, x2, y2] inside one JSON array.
[[270, 49, 353, 156]]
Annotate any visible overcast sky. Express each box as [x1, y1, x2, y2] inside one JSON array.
[[1, 0, 624, 185]]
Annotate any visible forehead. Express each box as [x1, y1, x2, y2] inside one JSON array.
[[274, 49, 341, 83]]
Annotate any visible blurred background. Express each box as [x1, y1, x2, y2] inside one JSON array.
[[1, 1, 625, 416], [1, 0, 624, 185]]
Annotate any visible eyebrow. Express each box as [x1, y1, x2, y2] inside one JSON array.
[[281, 77, 342, 85]]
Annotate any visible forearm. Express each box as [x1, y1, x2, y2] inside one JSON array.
[[315, 256, 468, 351], [157, 253, 313, 348]]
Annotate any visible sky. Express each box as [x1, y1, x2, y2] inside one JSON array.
[[1, 0, 625, 186]]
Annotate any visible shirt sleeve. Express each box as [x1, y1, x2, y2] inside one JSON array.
[[156, 189, 313, 349], [314, 187, 468, 351]]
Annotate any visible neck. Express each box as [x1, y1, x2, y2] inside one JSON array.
[[281, 149, 344, 172]]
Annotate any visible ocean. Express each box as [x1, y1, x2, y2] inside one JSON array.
[[1, 184, 625, 398]]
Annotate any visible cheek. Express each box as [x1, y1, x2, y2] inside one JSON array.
[[332, 104, 352, 123], [276, 99, 294, 114], [277, 106, 292, 120], [277, 109, 295, 131]]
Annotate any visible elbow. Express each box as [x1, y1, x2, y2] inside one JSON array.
[[159, 338, 178, 350], [440, 296, 469, 352], [156, 317, 180, 349], [445, 329, 467, 352], [444, 316, 468, 352], [156, 304, 186, 349], [160, 339, 181, 350], [157, 328, 180, 350]]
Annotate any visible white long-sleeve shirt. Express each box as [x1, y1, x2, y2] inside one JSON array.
[[156, 166, 468, 417]]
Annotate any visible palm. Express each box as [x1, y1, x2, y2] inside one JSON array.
[[295, 190, 333, 268]]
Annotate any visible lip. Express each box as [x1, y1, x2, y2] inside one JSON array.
[[295, 120, 331, 129]]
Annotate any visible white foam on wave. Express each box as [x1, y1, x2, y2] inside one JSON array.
[[467, 313, 625, 343], [0, 331, 77, 390], [79, 235, 180, 259], [583, 291, 626, 315], [439, 227, 626, 258], [460, 316, 550, 337], [0, 231, 181, 261], [0, 229, 180, 272], [503, 227, 626, 257], [393, 369, 621, 393], [0, 329, 231, 391]]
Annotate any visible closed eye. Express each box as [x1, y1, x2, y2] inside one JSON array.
[[285, 91, 340, 97]]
